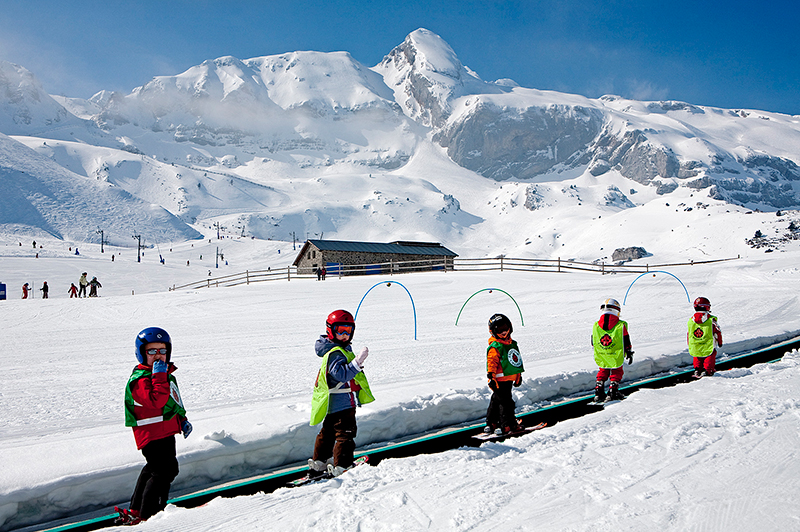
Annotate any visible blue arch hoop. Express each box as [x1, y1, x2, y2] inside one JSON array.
[[623, 270, 691, 305], [355, 280, 417, 340], [455, 288, 524, 327]]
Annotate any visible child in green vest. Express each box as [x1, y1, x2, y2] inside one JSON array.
[[485, 313, 525, 435], [688, 297, 723, 377], [592, 299, 634, 402], [309, 310, 373, 477], [115, 327, 192, 525]]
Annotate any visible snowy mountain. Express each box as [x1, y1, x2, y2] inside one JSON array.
[[1, 28, 799, 257]]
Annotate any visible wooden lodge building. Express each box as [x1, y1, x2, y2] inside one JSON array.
[[293, 239, 458, 275]]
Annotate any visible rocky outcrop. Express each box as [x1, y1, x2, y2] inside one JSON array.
[[436, 103, 602, 181], [612, 247, 649, 262]]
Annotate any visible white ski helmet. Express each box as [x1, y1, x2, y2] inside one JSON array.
[[600, 298, 621, 317]]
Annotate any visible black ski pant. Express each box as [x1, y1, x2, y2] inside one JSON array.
[[130, 436, 179, 519], [486, 381, 517, 429], [313, 408, 357, 467]]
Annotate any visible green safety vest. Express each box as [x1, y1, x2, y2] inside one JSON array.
[[688, 315, 717, 358], [487, 340, 524, 376], [592, 320, 627, 369], [124, 367, 186, 427], [310, 346, 375, 426]]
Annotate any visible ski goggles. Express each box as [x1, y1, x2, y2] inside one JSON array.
[[333, 325, 354, 337], [145, 348, 169, 356]]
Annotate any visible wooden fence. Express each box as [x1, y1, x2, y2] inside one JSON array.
[[168, 255, 740, 292]]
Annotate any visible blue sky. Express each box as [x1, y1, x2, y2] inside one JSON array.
[[1, 0, 798, 114]]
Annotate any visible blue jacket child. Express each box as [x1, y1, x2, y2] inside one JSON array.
[[308, 310, 373, 477]]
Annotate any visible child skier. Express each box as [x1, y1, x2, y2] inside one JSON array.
[[688, 297, 723, 377], [484, 313, 525, 435], [592, 299, 634, 402], [116, 327, 192, 525], [309, 310, 373, 477]]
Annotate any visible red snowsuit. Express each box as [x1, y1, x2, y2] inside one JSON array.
[[128, 364, 182, 450]]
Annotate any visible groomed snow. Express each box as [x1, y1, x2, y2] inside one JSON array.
[[2, 234, 800, 531]]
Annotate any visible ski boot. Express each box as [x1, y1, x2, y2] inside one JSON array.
[[607, 382, 625, 401], [113, 507, 142, 526], [693, 368, 704, 378], [327, 463, 347, 477], [593, 381, 606, 403], [307, 458, 331, 478]]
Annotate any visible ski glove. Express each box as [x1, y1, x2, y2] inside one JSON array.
[[625, 350, 634, 365], [181, 419, 193, 439], [152, 360, 168, 374], [355, 347, 369, 367], [487, 372, 499, 391]]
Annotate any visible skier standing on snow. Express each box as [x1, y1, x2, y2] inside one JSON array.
[[308, 310, 374, 477], [592, 298, 634, 402], [78, 273, 89, 298], [484, 313, 525, 435], [88, 276, 102, 297], [22, 283, 29, 299], [40, 281, 49, 299], [688, 297, 723, 377], [117, 327, 192, 525], [68, 283, 78, 298]]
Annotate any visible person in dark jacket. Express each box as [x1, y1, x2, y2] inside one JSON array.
[[88, 276, 102, 297], [115, 328, 192, 525], [40, 281, 49, 299]]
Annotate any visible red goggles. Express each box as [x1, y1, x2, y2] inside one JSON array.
[[145, 348, 168, 356], [334, 325, 353, 337]]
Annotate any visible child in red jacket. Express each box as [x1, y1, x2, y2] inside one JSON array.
[[115, 327, 192, 525]]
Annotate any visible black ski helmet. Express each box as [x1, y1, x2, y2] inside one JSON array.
[[488, 313, 513, 336], [135, 327, 172, 364]]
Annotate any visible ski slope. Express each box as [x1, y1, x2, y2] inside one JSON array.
[[2, 232, 800, 531]]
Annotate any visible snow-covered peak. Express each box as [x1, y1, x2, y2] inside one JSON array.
[[403, 28, 464, 80], [374, 28, 501, 127], [0, 61, 83, 135]]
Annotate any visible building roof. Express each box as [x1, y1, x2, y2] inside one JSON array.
[[293, 239, 458, 265]]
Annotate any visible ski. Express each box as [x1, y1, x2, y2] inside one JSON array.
[[472, 421, 547, 442], [588, 398, 623, 407], [286, 455, 369, 487]]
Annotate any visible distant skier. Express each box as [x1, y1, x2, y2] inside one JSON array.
[[116, 328, 192, 526], [592, 298, 634, 402], [308, 310, 373, 478], [40, 281, 49, 299], [68, 283, 78, 298], [88, 276, 102, 297], [321, 266, 327, 280], [22, 283, 29, 299], [78, 273, 89, 297], [484, 313, 525, 435], [688, 297, 723, 377]]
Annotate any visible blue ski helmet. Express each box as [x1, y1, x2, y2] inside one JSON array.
[[135, 327, 172, 364]]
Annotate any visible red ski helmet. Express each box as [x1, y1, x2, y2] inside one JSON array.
[[488, 313, 513, 336], [326, 309, 355, 344], [693, 297, 711, 312]]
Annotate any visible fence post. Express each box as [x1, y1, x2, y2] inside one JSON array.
[[287, 266, 291, 281], [646, 264, 649, 272], [500, 256, 504, 272], [558, 257, 561, 272], [246, 270, 250, 285], [207, 278, 210, 288], [602, 262, 605, 275]]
